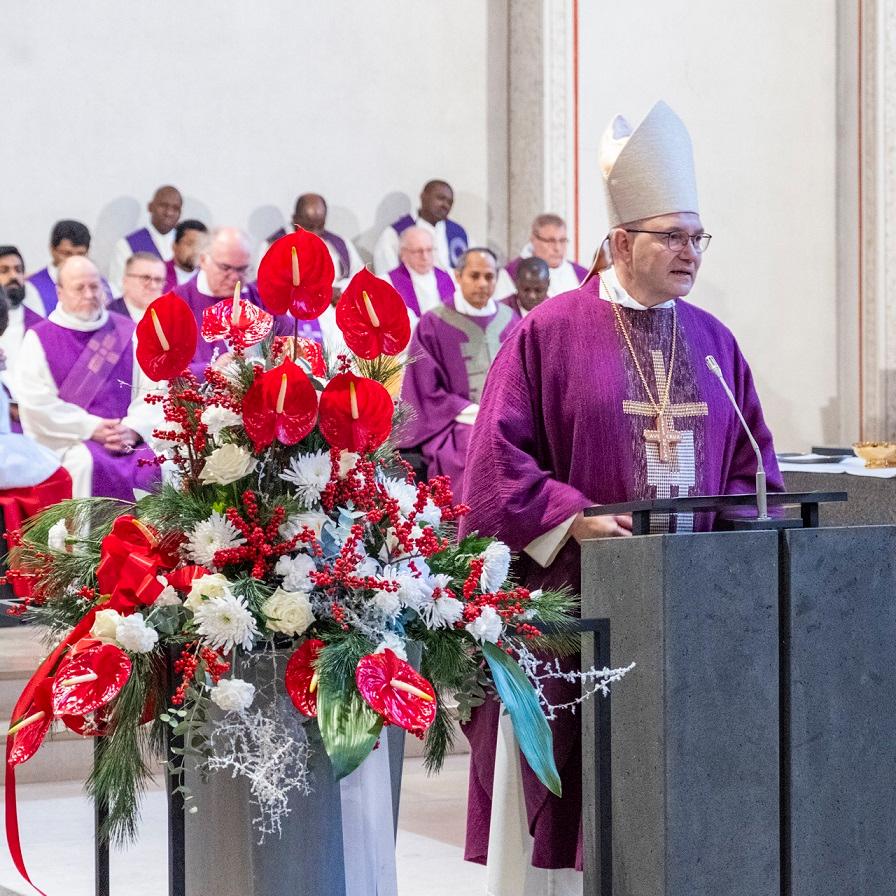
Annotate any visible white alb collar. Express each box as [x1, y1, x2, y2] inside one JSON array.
[[597, 266, 675, 311], [49, 306, 110, 332], [453, 290, 497, 317]]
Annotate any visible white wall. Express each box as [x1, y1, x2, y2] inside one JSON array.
[[2, 1, 501, 274], [576, 1, 839, 451]]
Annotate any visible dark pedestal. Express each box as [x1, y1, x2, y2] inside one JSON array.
[[782, 470, 896, 526], [783, 526, 896, 894], [581, 531, 781, 896]]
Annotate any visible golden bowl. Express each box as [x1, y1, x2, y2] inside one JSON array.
[[853, 441, 896, 468]]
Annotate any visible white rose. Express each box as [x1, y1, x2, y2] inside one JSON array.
[[200, 405, 243, 436], [90, 608, 123, 643], [48, 519, 70, 552], [185, 573, 233, 612], [375, 631, 408, 661], [210, 678, 256, 712], [198, 444, 257, 486], [115, 614, 159, 653], [479, 542, 512, 593], [465, 605, 504, 644], [261, 587, 316, 636]]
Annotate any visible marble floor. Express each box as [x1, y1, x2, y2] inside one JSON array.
[[0, 754, 486, 896]]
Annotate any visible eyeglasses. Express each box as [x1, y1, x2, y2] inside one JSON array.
[[532, 232, 569, 248], [624, 229, 713, 253], [404, 248, 434, 256], [125, 273, 166, 286], [210, 258, 251, 276]]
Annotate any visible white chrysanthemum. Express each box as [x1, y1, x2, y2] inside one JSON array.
[[210, 677, 256, 712], [185, 511, 246, 568], [279, 512, 329, 542], [465, 605, 503, 644], [201, 404, 243, 436], [193, 592, 260, 653], [378, 563, 432, 609], [418, 594, 464, 630], [199, 444, 257, 486], [185, 572, 234, 612], [90, 608, 123, 643], [480, 542, 512, 593], [381, 477, 419, 517], [153, 580, 182, 607], [48, 519, 70, 552], [375, 631, 408, 661], [280, 450, 333, 507], [373, 587, 402, 618], [115, 614, 159, 653], [261, 587, 315, 636], [274, 554, 317, 592]]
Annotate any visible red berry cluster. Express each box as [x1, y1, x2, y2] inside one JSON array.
[[212, 490, 302, 579]]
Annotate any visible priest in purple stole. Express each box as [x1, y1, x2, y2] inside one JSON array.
[[16, 257, 162, 501], [386, 226, 456, 322], [501, 256, 550, 318], [373, 180, 469, 274], [108, 185, 183, 294], [460, 102, 783, 894], [398, 248, 520, 500]]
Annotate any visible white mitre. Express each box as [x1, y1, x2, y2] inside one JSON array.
[[599, 100, 699, 228]]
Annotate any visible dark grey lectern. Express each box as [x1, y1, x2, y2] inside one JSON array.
[[578, 492, 896, 896]]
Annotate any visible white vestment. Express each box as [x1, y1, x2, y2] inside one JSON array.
[[15, 308, 163, 498], [108, 223, 175, 294], [0, 289, 47, 399], [373, 217, 457, 275], [493, 245, 585, 302]]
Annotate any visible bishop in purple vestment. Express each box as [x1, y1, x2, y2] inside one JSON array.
[[459, 101, 784, 880], [398, 248, 520, 500], [16, 257, 162, 501]]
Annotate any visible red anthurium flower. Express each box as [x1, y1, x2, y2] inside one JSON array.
[[318, 372, 393, 453], [136, 292, 198, 381], [355, 649, 436, 737], [7, 679, 54, 767], [335, 268, 411, 359], [257, 230, 334, 320], [51, 643, 132, 718], [242, 359, 319, 452], [285, 639, 325, 718], [201, 287, 274, 349], [96, 516, 167, 611], [272, 336, 327, 378]]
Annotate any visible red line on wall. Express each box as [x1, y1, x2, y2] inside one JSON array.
[[572, 0, 581, 262], [857, 0, 865, 438]]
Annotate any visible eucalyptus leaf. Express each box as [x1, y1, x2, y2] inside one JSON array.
[[482, 642, 562, 797], [316, 681, 383, 779]]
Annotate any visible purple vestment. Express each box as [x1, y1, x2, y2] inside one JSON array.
[[392, 215, 469, 268], [504, 255, 589, 285], [398, 303, 520, 500], [31, 315, 159, 501], [27, 268, 114, 315], [125, 227, 161, 258], [163, 259, 178, 292], [459, 274, 783, 870], [387, 263, 455, 317]]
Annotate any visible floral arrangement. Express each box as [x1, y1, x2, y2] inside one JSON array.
[[3, 230, 599, 878]]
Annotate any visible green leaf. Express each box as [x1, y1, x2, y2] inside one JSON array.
[[316, 680, 383, 780], [482, 642, 562, 797]]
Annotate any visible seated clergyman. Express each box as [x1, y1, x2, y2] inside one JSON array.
[[386, 226, 456, 322], [397, 247, 520, 499], [15, 256, 162, 500], [108, 252, 168, 322]]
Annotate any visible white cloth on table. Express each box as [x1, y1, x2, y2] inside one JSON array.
[[778, 455, 896, 478]]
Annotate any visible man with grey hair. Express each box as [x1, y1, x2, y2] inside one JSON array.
[[494, 212, 589, 301], [108, 252, 167, 321], [398, 247, 520, 499], [15, 256, 162, 499], [386, 226, 456, 320]]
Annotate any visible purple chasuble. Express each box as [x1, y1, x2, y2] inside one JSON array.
[[392, 215, 470, 268], [398, 303, 520, 500], [387, 263, 455, 317], [27, 268, 114, 315], [31, 316, 159, 501], [504, 255, 588, 283], [501, 293, 525, 316], [458, 274, 783, 870]]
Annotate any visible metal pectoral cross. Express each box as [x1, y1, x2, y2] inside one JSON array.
[[623, 349, 708, 468]]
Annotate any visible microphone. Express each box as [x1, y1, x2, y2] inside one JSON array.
[[705, 355, 768, 520]]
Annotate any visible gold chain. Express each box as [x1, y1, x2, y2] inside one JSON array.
[[602, 275, 678, 416]]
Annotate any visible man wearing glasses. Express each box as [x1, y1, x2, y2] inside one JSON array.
[[108, 253, 167, 322], [494, 213, 588, 302], [460, 101, 783, 894]]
